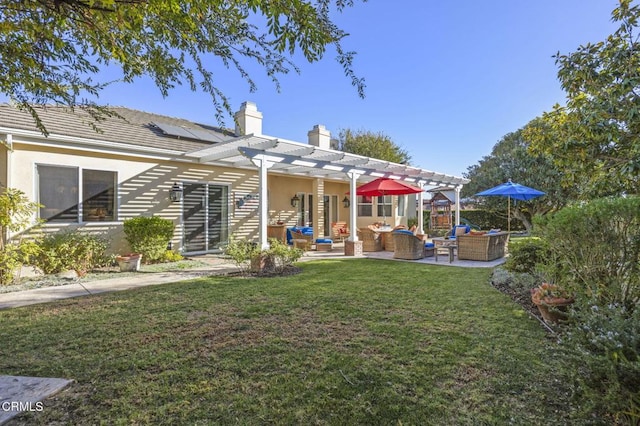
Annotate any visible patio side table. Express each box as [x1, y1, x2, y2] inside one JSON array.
[[433, 238, 457, 263]]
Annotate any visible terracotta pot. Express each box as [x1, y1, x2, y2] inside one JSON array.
[[531, 290, 574, 324], [250, 253, 275, 273], [116, 253, 142, 272]]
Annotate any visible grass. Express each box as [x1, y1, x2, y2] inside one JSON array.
[[0, 259, 578, 425]]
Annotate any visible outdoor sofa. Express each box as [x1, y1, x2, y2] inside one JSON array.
[[456, 231, 509, 261]]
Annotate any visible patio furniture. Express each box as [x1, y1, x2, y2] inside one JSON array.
[[315, 238, 333, 251], [290, 229, 314, 250], [424, 242, 435, 257], [286, 226, 313, 245], [456, 232, 509, 261], [392, 230, 425, 260], [331, 222, 350, 242], [357, 227, 383, 252], [383, 225, 407, 251], [267, 224, 287, 244], [434, 241, 457, 263], [292, 238, 310, 251], [445, 224, 470, 240]]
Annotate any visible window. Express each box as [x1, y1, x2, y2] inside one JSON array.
[[398, 195, 406, 216], [82, 169, 116, 221], [377, 195, 392, 218], [37, 165, 79, 222], [357, 195, 373, 216], [295, 193, 314, 227], [37, 165, 117, 223]]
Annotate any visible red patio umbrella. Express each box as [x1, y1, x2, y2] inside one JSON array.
[[350, 177, 423, 196], [347, 178, 423, 224]]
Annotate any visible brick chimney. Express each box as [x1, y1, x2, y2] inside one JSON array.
[[308, 124, 331, 149], [234, 101, 263, 136]]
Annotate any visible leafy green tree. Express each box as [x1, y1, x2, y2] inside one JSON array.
[[463, 128, 573, 233], [0, 0, 365, 135], [0, 187, 41, 250], [524, 0, 640, 197], [337, 128, 411, 164]]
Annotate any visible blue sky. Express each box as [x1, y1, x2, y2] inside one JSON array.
[[27, 1, 625, 177]]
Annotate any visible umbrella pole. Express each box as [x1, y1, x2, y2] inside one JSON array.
[[508, 196, 511, 234]]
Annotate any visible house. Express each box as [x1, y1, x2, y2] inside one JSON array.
[[0, 101, 469, 255]]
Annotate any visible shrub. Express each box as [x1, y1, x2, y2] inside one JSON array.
[[162, 250, 184, 263], [561, 303, 640, 422], [0, 187, 41, 284], [123, 216, 175, 263], [264, 238, 303, 273], [491, 266, 540, 309], [34, 232, 109, 276], [503, 237, 550, 274], [535, 196, 640, 421], [535, 196, 640, 309], [0, 243, 21, 285], [224, 237, 302, 276], [0, 240, 43, 285], [224, 236, 260, 275]]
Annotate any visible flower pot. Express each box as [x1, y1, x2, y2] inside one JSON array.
[[533, 300, 574, 324], [531, 283, 575, 324], [531, 291, 574, 324], [116, 253, 142, 272], [250, 253, 275, 273]]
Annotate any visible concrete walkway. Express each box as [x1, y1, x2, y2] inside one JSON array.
[[0, 376, 73, 425], [0, 256, 238, 310]]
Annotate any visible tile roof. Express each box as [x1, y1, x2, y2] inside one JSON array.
[[0, 104, 235, 153], [0, 103, 470, 187]]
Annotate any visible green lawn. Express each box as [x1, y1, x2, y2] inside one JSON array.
[[0, 259, 577, 425]]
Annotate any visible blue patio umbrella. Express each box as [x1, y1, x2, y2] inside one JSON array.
[[475, 179, 545, 232]]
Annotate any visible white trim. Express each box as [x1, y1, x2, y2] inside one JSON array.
[[0, 127, 182, 158]]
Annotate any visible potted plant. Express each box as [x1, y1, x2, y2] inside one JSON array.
[[531, 282, 574, 324], [116, 253, 142, 272]]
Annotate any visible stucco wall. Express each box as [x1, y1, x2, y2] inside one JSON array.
[[10, 143, 265, 254]]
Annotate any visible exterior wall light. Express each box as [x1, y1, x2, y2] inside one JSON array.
[[342, 196, 350, 208], [169, 182, 183, 202], [291, 194, 300, 208]]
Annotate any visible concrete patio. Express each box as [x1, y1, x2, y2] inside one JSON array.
[[303, 241, 507, 268]]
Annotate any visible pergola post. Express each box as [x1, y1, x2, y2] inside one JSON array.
[[455, 186, 462, 226], [250, 155, 274, 250], [344, 171, 363, 256], [417, 180, 426, 235], [346, 171, 360, 242]]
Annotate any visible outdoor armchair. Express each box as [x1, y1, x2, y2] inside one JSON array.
[[392, 230, 425, 260], [286, 226, 313, 245], [357, 227, 383, 252], [331, 221, 350, 242], [383, 225, 407, 251]]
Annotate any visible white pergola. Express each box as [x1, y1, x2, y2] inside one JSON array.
[[186, 134, 470, 249]]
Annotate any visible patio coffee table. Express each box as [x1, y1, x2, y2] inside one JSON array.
[[433, 238, 457, 263]]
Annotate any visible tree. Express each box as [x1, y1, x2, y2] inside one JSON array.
[[463, 127, 574, 233], [337, 128, 411, 164], [524, 0, 640, 197], [0, 0, 366, 135]]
